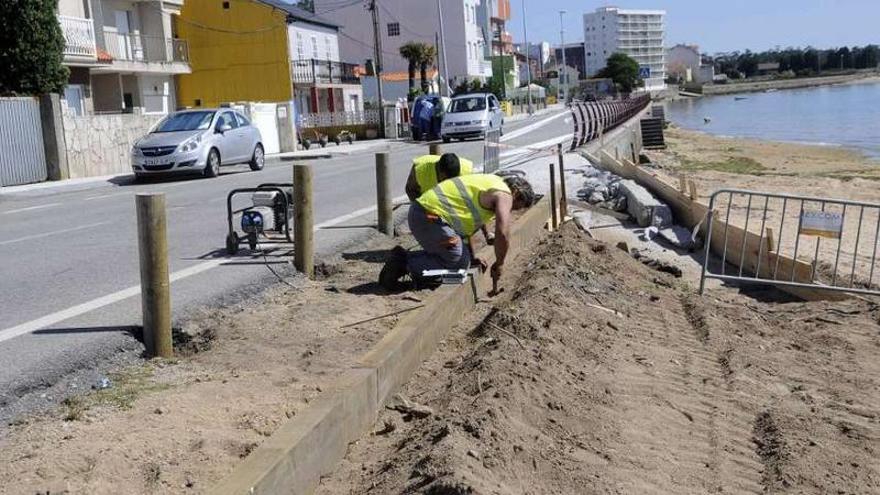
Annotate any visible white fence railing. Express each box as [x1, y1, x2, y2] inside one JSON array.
[[299, 109, 380, 128], [103, 31, 189, 63], [59, 15, 96, 59]]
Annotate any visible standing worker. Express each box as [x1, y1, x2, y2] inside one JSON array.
[[380, 173, 536, 290]]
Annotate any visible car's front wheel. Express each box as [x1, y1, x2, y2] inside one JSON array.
[[204, 148, 220, 178], [249, 144, 265, 171]]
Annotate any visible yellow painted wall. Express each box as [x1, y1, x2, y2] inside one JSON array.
[[176, 0, 292, 108]]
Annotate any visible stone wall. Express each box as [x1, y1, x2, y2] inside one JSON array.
[[63, 110, 162, 179]]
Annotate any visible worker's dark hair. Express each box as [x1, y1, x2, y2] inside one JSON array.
[[437, 153, 461, 178], [501, 175, 537, 209]]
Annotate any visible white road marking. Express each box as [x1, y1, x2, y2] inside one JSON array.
[[0, 221, 112, 247], [1, 203, 62, 215], [500, 111, 569, 143], [500, 134, 574, 159], [0, 260, 224, 344], [84, 192, 131, 201]]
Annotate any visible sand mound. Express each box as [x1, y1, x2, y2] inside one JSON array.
[[319, 224, 880, 494]]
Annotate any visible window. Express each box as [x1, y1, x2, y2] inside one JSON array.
[[235, 112, 250, 127], [465, 3, 469, 22], [216, 111, 239, 131], [387, 22, 400, 36], [296, 32, 304, 60], [311, 36, 318, 59], [324, 36, 332, 60]]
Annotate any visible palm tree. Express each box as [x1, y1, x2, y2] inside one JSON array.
[[399, 42, 423, 99], [419, 45, 438, 93]]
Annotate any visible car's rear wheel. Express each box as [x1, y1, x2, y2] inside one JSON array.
[[442, 136, 450, 143], [249, 144, 265, 171], [204, 148, 220, 178]]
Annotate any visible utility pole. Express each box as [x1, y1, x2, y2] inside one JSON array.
[[369, 0, 386, 137], [559, 10, 567, 104], [437, 0, 450, 96], [521, 0, 533, 114]]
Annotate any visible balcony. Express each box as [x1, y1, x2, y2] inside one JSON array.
[[103, 31, 189, 65], [291, 59, 361, 86], [59, 15, 97, 61]]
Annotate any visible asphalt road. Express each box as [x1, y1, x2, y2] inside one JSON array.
[[0, 109, 571, 420]]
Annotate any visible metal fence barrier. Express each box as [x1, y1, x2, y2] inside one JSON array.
[[699, 188, 880, 297], [569, 93, 651, 151], [482, 127, 501, 173]]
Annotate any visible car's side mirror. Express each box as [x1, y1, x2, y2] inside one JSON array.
[[217, 124, 232, 134]]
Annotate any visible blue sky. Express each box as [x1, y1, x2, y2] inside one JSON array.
[[520, 0, 880, 54]]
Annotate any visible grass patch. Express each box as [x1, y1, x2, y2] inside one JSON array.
[[677, 155, 767, 175], [61, 365, 170, 421]]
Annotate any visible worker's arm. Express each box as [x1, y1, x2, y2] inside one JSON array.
[[491, 193, 514, 282], [405, 168, 421, 202]]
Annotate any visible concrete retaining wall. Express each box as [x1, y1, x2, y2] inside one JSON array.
[[701, 72, 876, 95], [62, 110, 162, 179]]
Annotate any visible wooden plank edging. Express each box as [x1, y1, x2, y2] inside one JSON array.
[[212, 198, 552, 494]]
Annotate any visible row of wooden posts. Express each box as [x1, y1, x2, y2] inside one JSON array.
[[135, 141, 568, 359]]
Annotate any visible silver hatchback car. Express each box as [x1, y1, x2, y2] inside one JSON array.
[[131, 109, 264, 180], [441, 92, 504, 142]]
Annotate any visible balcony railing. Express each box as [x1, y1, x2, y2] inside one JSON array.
[[59, 15, 97, 59], [291, 59, 360, 85], [103, 31, 189, 64]]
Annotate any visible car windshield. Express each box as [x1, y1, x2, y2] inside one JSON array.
[[153, 111, 215, 133], [449, 97, 486, 113]]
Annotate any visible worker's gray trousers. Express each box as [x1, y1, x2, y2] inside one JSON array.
[[406, 203, 471, 279]]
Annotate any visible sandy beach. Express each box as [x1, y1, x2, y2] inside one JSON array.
[[648, 127, 880, 285]]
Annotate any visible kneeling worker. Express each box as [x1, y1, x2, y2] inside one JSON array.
[[407, 153, 493, 243], [380, 173, 536, 290]]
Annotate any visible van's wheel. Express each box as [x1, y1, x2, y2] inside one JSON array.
[[226, 232, 239, 255], [249, 143, 265, 171], [442, 136, 451, 143], [302, 138, 311, 150], [204, 148, 220, 178]]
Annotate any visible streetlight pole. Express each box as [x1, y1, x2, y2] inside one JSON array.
[[521, 0, 533, 114], [559, 10, 567, 104], [437, 0, 450, 96]]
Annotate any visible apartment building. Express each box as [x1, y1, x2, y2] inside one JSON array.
[[315, 0, 493, 99], [583, 6, 666, 91], [176, 0, 362, 116], [57, 0, 190, 115]]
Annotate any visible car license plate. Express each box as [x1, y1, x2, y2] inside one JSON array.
[[144, 158, 167, 166]]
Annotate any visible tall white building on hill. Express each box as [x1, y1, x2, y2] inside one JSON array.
[[583, 6, 666, 91]]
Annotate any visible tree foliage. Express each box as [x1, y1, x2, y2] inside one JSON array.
[[0, 0, 69, 95], [596, 52, 641, 92], [399, 42, 436, 97], [709, 45, 880, 79]]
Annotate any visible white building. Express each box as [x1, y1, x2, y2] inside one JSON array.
[[583, 6, 666, 91], [666, 43, 714, 84], [57, 0, 190, 115], [316, 0, 492, 100]]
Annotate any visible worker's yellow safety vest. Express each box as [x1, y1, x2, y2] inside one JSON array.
[[412, 155, 474, 192], [417, 174, 510, 237]]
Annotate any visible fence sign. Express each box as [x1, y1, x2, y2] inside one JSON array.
[[800, 210, 843, 238]]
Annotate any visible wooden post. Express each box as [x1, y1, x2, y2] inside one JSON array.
[[375, 152, 392, 235], [678, 175, 687, 194], [293, 164, 314, 278], [556, 143, 568, 220], [765, 227, 776, 253], [549, 162, 558, 230], [136, 193, 172, 358], [429, 143, 441, 155], [688, 180, 698, 200]]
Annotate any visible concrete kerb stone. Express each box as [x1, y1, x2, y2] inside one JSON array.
[[211, 197, 552, 494]]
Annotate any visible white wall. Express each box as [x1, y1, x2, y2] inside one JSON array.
[[316, 0, 490, 92], [288, 23, 340, 62]]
